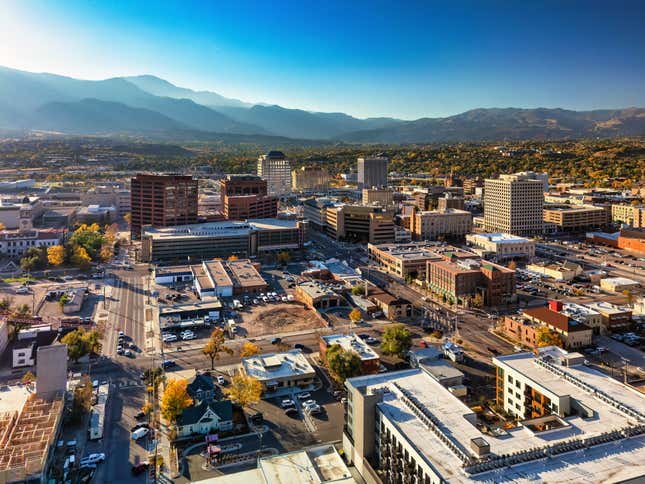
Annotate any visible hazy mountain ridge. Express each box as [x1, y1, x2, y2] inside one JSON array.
[[0, 66, 642, 142]]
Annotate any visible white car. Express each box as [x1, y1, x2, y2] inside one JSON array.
[[162, 333, 178, 342], [16, 287, 31, 294], [180, 332, 195, 341], [302, 399, 317, 408], [281, 399, 295, 408], [297, 392, 311, 400], [217, 376, 226, 385], [80, 453, 105, 466]]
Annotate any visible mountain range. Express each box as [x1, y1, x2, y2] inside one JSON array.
[[0, 66, 643, 143]]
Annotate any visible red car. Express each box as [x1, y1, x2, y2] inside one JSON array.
[[419, 340, 428, 348], [131, 463, 149, 476]]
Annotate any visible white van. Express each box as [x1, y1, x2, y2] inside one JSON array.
[[131, 427, 149, 440]]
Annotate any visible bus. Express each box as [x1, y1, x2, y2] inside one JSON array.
[[88, 383, 109, 440]]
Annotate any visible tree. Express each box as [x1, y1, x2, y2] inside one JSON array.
[[143, 367, 165, 393], [227, 255, 239, 261], [60, 328, 100, 362], [277, 251, 290, 266], [240, 342, 260, 358], [142, 402, 153, 417], [71, 245, 92, 270], [623, 289, 634, 306], [71, 375, 93, 421], [380, 324, 412, 358], [0, 297, 12, 313], [21, 371, 36, 385], [13, 304, 30, 319], [83, 329, 101, 354], [351, 285, 365, 296], [508, 260, 517, 271], [349, 308, 362, 323], [58, 293, 70, 313], [202, 328, 233, 369], [47, 245, 66, 266], [123, 213, 132, 225], [161, 379, 193, 424], [536, 327, 563, 348], [20, 251, 40, 272], [70, 224, 105, 259], [224, 374, 262, 408], [472, 293, 484, 309], [325, 344, 363, 383], [99, 245, 113, 262]]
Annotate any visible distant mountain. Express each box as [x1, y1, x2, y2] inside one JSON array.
[[338, 107, 645, 143], [31, 98, 190, 134], [123, 75, 251, 108], [0, 66, 642, 142]]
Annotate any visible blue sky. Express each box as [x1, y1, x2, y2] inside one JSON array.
[[1, 0, 644, 119]]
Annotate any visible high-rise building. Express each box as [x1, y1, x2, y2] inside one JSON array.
[[220, 175, 278, 220], [130, 174, 198, 239], [484, 172, 545, 236], [357, 157, 388, 189], [257, 151, 291, 196], [291, 166, 329, 192]]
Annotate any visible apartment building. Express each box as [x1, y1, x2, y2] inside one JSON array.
[[130, 174, 198, 239], [291, 166, 329, 192], [357, 157, 388, 189], [344, 351, 645, 484], [543, 204, 608, 232], [139, 218, 307, 263], [522, 302, 593, 349], [411, 208, 472, 241], [466, 232, 535, 261], [361, 187, 394, 207], [220, 175, 278, 220], [367, 242, 442, 280], [257, 151, 291, 196], [426, 256, 515, 306], [483, 172, 545, 236], [611, 204, 645, 228]]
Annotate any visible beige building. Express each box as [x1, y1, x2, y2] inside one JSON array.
[[241, 350, 316, 394], [611, 204, 645, 228], [291, 166, 329, 192], [411, 208, 472, 240], [368, 213, 395, 244], [362, 187, 394, 207], [367, 242, 441, 280], [325, 204, 394, 244], [600, 277, 639, 293], [257, 151, 291, 196], [437, 193, 465, 211], [526, 261, 582, 281], [484, 172, 545, 236], [466, 232, 535, 261], [543, 204, 608, 232]]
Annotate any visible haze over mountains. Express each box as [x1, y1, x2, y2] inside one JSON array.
[[0, 66, 643, 143]]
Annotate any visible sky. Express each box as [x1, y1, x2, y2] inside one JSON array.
[[1, 0, 644, 119]]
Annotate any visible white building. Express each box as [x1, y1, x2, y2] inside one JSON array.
[[0, 228, 62, 257], [257, 151, 291, 196], [466, 232, 535, 261], [484, 172, 545, 236], [241, 350, 315, 395], [343, 347, 645, 484], [412, 209, 473, 240], [357, 157, 388, 189], [0, 196, 43, 230]]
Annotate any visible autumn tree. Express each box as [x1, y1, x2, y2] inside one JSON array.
[[0, 297, 12, 313], [349, 308, 362, 323], [123, 213, 132, 225], [623, 289, 634, 306], [71, 375, 94, 421], [99, 245, 113, 262], [380, 324, 412, 358], [202, 328, 233, 369], [472, 293, 484, 309], [277, 251, 290, 266], [71, 246, 92, 270], [142, 401, 153, 417], [351, 285, 365, 296], [224, 374, 262, 408], [21, 371, 36, 385], [161, 379, 193, 424], [61, 328, 101, 361], [240, 342, 261, 358], [326, 344, 363, 383], [536, 327, 563, 348], [47, 245, 66, 266], [508, 260, 517, 271]]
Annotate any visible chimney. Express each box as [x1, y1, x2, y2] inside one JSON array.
[[549, 300, 563, 312]]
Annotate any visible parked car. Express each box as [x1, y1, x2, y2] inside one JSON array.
[[297, 392, 311, 400], [80, 453, 105, 466], [305, 404, 322, 415], [281, 399, 295, 408], [131, 428, 150, 440], [271, 337, 282, 345], [163, 333, 178, 342], [217, 376, 226, 385], [162, 359, 176, 369], [294, 343, 306, 350], [250, 412, 263, 423], [302, 399, 317, 409], [134, 411, 146, 420]]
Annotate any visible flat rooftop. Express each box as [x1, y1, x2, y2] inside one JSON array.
[[584, 301, 631, 315], [202, 261, 234, 288], [321, 333, 379, 361], [225, 260, 266, 288], [297, 281, 338, 299], [242, 350, 315, 382], [348, 359, 645, 483], [470, 233, 533, 244]]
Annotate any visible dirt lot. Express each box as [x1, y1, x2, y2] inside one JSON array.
[[239, 303, 325, 337]]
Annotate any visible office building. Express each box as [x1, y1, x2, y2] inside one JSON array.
[[483, 172, 545, 236], [140, 218, 307, 263], [220, 175, 277, 220], [303, 197, 336, 230], [437, 193, 465, 211], [367, 242, 442, 280], [81, 184, 130, 216], [362, 187, 394, 207], [411, 208, 472, 240], [357, 157, 388, 189], [241, 350, 315, 395], [257, 151, 291, 196], [526, 261, 583, 281], [344, 347, 645, 484], [130, 174, 198, 239], [543, 204, 608, 232], [295, 281, 343, 309], [291, 166, 329, 192], [324, 204, 394, 244], [0, 196, 43, 230], [584, 301, 632, 330], [426, 256, 515, 306], [519, 301, 592, 349], [612, 204, 645, 228], [0, 228, 62, 257], [466, 233, 535, 261]]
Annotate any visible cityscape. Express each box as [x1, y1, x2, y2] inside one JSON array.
[[0, 2, 645, 484]]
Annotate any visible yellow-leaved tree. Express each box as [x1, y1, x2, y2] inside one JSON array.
[[47, 245, 66, 266], [161, 379, 193, 424], [240, 342, 260, 358], [224, 374, 262, 408]]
